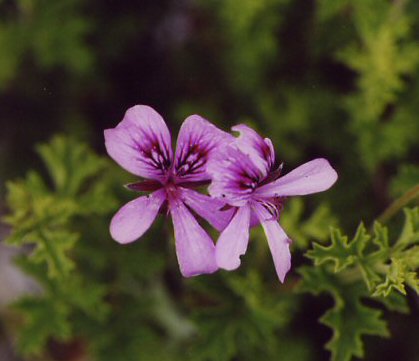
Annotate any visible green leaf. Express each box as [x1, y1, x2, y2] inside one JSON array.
[[188, 272, 297, 361], [321, 287, 389, 361], [373, 291, 409, 314], [30, 229, 78, 278], [395, 207, 419, 249], [307, 208, 419, 296], [306, 224, 369, 272], [301, 208, 419, 360], [4, 136, 119, 279], [373, 258, 408, 296], [336, 0, 419, 170], [279, 198, 338, 249], [14, 297, 72, 356], [36, 135, 108, 197], [299, 266, 389, 361]]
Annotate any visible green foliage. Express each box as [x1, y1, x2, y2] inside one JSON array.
[[2, 0, 419, 360], [299, 267, 389, 361], [205, 0, 287, 93], [391, 164, 419, 198], [188, 272, 308, 361], [3, 137, 115, 355], [300, 208, 419, 361], [0, 0, 92, 90], [332, 0, 419, 170], [4, 136, 115, 278], [278, 197, 338, 249], [306, 208, 419, 296]]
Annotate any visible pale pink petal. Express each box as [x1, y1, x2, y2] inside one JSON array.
[[215, 205, 251, 270], [174, 115, 231, 182], [253, 203, 291, 282], [179, 188, 234, 231], [232, 124, 275, 174], [110, 189, 166, 244], [208, 145, 266, 206], [170, 200, 218, 277], [104, 105, 173, 180], [256, 158, 338, 197]]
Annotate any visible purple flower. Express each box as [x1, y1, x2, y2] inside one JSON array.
[[104, 105, 232, 277], [208, 125, 338, 282]]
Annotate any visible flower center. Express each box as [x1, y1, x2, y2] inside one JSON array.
[[175, 144, 208, 177]]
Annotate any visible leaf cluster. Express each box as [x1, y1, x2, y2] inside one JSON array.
[[300, 208, 419, 361]]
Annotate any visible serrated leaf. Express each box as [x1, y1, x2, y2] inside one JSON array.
[[306, 224, 370, 272], [30, 229, 78, 278], [36, 135, 108, 196], [370, 222, 390, 252], [395, 208, 419, 248], [373, 291, 409, 314], [307, 208, 419, 297], [299, 266, 389, 361], [321, 287, 389, 361], [373, 258, 407, 297]]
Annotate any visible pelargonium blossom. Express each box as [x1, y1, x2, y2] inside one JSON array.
[[208, 125, 338, 282], [104, 105, 232, 277]]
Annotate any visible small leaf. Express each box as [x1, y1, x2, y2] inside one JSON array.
[[306, 224, 370, 272]]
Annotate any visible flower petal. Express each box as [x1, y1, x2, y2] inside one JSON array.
[[215, 205, 251, 270], [253, 203, 291, 282], [232, 124, 275, 174], [110, 189, 166, 244], [256, 158, 338, 197], [208, 144, 266, 206], [174, 115, 231, 182], [170, 199, 218, 277], [180, 188, 234, 231], [104, 105, 173, 180]]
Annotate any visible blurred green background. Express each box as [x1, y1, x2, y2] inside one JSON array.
[[0, 0, 418, 360]]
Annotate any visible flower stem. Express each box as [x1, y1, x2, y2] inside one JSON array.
[[377, 184, 419, 224]]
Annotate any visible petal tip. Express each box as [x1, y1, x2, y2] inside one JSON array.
[[180, 264, 219, 278], [215, 248, 242, 271]]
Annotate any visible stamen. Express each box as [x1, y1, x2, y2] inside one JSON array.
[[258, 197, 283, 221]]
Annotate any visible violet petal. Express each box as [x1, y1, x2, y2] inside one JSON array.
[[104, 105, 173, 180], [180, 187, 234, 231], [232, 124, 275, 175], [170, 199, 218, 277], [215, 205, 251, 270], [174, 114, 231, 182], [253, 202, 291, 283], [208, 144, 266, 206], [110, 189, 166, 244], [256, 158, 338, 197]]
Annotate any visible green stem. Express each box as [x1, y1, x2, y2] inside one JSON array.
[[377, 184, 419, 225]]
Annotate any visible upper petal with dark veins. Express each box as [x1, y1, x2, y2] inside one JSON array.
[[208, 144, 268, 206], [232, 124, 275, 175], [104, 105, 173, 181], [174, 115, 232, 183]]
